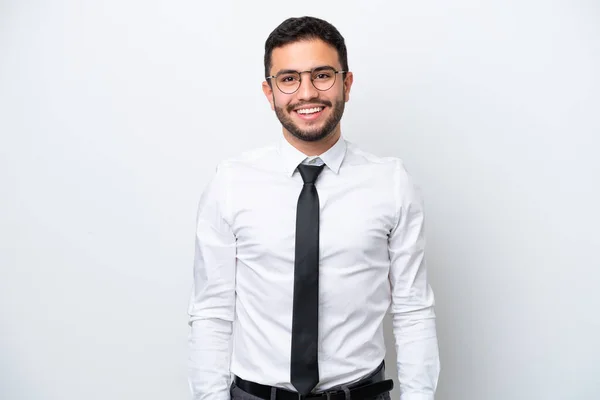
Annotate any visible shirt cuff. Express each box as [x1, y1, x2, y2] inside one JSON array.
[[399, 393, 435, 400]]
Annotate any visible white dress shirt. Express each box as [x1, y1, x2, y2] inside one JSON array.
[[188, 135, 440, 400]]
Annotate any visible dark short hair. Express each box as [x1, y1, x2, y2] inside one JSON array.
[[264, 16, 349, 79]]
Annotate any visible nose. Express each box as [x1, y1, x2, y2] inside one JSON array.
[[296, 72, 319, 101]]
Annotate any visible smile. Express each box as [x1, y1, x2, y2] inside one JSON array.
[[296, 107, 323, 115], [294, 106, 325, 121]]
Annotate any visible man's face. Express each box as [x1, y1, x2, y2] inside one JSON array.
[[262, 39, 353, 142]]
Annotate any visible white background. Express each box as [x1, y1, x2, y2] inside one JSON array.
[[1, 1, 599, 399]]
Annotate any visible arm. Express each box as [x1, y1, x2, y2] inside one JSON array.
[[388, 160, 440, 400], [187, 164, 236, 400]]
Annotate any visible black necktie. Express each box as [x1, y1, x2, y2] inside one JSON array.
[[290, 163, 325, 395]]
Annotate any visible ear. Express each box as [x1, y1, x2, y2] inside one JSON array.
[[342, 71, 354, 102], [262, 81, 275, 111]]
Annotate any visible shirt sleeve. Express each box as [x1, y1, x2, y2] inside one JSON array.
[[187, 163, 237, 400], [388, 159, 440, 400]]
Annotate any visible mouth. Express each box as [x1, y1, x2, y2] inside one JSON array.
[[293, 106, 326, 121]]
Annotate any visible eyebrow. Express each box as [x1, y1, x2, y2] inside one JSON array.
[[273, 65, 336, 76]]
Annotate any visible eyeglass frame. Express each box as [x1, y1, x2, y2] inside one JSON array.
[[265, 65, 348, 94]]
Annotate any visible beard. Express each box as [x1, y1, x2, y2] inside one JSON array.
[[274, 97, 345, 142]]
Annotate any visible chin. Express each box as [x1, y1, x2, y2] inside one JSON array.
[[293, 129, 333, 142]]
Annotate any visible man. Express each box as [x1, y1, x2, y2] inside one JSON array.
[[188, 16, 440, 400]]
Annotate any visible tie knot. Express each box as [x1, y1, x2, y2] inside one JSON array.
[[297, 164, 325, 184]]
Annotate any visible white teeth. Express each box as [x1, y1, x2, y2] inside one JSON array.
[[296, 107, 323, 115]]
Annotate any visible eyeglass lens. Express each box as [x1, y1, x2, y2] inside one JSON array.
[[275, 67, 338, 94]]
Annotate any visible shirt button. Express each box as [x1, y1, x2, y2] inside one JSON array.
[[309, 159, 316, 164]]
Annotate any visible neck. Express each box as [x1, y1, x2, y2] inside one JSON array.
[[283, 126, 341, 156]]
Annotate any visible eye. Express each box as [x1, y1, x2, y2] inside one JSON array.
[[313, 71, 334, 80], [279, 74, 299, 83]]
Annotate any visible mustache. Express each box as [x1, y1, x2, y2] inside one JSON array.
[[286, 100, 332, 113]]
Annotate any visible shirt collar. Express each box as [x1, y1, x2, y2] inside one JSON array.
[[278, 135, 347, 177]]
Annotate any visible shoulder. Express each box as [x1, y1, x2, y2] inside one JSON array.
[[216, 143, 278, 171], [200, 143, 276, 194], [345, 140, 423, 204], [207, 143, 279, 188], [345, 141, 411, 178], [345, 140, 398, 165]]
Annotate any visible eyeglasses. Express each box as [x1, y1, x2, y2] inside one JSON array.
[[266, 66, 346, 94]]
